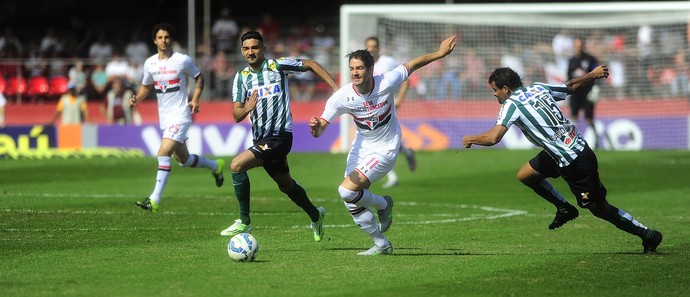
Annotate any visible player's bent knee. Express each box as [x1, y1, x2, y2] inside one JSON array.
[[338, 185, 361, 203]]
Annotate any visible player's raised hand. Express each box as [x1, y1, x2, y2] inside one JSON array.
[[591, 65, 609, 79], [439, 35, 458, 58]]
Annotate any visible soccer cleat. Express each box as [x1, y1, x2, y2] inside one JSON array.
[[548, 204, 579, 230], [220, 219, 253, 237], [642, 230, 663, 254], [213, 159, 225, 187], [378, 196, 394, 232], [357, 242, 393, 256], [135, 198, 158, 213], [404, 148, 416, 172], [310, 207, 327, 242]]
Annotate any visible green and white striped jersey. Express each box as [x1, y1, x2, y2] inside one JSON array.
[[497, 83, 587, 167], [231, 58, 304, 140]]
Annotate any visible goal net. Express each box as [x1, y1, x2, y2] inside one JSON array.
[[338, 2, 690, 152]]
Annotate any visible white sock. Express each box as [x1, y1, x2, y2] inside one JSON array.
[[150, 156, 171, 205], [618, 208, 648, 229], [386, 170, 398, 183], [540, 180, 567, 203], [362, 189, 387, 210], [183, 154, 217, 171], [346, 204, 388, 246]]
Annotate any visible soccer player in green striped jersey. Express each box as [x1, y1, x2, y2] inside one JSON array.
[[462, 65, 663, 254], [220, 31, 338, 242]]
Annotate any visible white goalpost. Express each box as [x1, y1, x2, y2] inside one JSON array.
[[339, 2, 690, 152]]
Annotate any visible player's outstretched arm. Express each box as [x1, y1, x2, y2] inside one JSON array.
[[303, 59, 338, 93], [565, 65, 608, 94], [309, 116, 330, 138], [462, 125, 509, 148], [404, 35, 457, 75]]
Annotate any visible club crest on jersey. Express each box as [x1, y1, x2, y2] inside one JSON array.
[[268, 61, 277, 70]]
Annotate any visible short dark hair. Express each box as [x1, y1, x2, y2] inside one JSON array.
[[241, 31, 263, 44], [151, 23, 176, 40], [346, 49, 375, 69], [488, 67, 523, 90]]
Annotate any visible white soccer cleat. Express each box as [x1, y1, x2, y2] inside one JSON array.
[[220, 219, 253, 237], [357, 242, 393, 256], [382, 178, 399, 188]]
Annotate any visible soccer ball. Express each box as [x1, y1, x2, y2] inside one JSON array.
[[227, 233, 259, 262]]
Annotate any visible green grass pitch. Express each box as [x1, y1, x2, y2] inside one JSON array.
[[1, 149, 689, 296]]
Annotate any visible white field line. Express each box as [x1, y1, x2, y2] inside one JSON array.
[[1, 193, 528, 233]]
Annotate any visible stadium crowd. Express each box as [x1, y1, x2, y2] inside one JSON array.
[[1, 8, 689, 108]]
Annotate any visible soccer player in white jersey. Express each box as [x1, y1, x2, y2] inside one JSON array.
[[365, 37, 417, 189], [310, 35, 457, 255], [462, 66, 663, 254], [129, 23, 225, 213], [219, 31, 338, 242]]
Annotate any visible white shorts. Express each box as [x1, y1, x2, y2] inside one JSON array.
[[162, 121, 191, 143], [345, 148, 398, 184]]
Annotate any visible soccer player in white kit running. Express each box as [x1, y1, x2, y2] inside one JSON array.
[[310, 35, 457, 255], [130, 23, 225, 213], [364, 37, 417, 189]]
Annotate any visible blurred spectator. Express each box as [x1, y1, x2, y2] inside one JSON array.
[[211, 7, 240, 54], [89, 63, 108, 100], [462, 47, 487, 95], [126, 59, 144, 90], [100, 78, 134, 125], [311, 24, 336, 73], [636, 23, 654, 97], [552, 29, 574, 78], [105, 52, 130, 81], [501, 43, 525, 77], [48, 51, 67, 78], [437, 54, 462, 100], [567, 36, 600, 147], [0, 91, 6, 128], [287, 44, 316, 101], [124, 32, 149, 64], [0, 27, 23, 58], [671, 49, 689, 98], [48, 83, 90, 125], [658, 27, 683, 61], [607, 32, 626, 99], [40, 27, 63, 56], [89, 32, 113, 63], [68, 59, 88, 95], [207, 50, 233, 99], [258, 13, 280, 41], [25, 41, 47, 78]]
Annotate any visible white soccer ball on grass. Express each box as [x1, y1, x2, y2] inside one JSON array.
[[227, 233, 259, 262]]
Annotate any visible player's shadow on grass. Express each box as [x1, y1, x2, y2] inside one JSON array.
[[326, 247, 474, 256]]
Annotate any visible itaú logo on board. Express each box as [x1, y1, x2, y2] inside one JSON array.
[[141, 125, 253, 156]]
